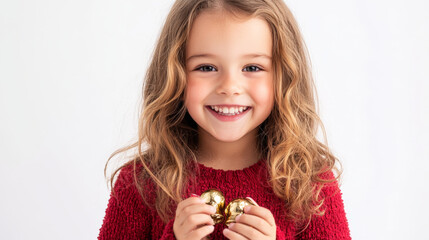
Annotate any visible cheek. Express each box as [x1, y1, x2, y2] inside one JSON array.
[[184, 78, 208, 109], [249, 79, 274, 108]]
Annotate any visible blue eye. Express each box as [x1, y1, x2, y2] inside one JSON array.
[[195, 65, 217, 72], [243, 65, 262, 72]]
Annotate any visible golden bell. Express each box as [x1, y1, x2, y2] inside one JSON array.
[[200, 189, 225, 224], [224, 198, 255, 226]]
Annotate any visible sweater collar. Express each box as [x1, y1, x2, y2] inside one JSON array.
[[194, 158, 266, 179]]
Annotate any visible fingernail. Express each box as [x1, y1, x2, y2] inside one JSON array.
[[229, 223, 235, 228], [190, 193, 199, 197], [246, 197, 259, 206], [235, 214, 241, 221], [210, 206, 216, 213], [244, 205, 251, 212]]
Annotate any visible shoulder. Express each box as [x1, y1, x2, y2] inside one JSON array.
[[114, 162, 140, 190], [112, 161, 156, 205], [317, 169, 342, 197], [114, 160, 148, 185], [296, 169, 351, 239], [315, 169, 348, 221]]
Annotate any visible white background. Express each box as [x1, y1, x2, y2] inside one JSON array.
[[1, 0, 428, 239]]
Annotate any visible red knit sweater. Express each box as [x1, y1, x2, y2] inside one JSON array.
[[98, 159, 351, 239]]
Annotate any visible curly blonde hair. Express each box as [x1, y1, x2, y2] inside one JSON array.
[[104, 0, 343, 231]]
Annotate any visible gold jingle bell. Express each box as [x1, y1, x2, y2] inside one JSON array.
[[224, 198, 256, 226], [200, 189, 225, 224]]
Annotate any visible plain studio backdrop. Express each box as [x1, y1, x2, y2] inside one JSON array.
[[0, 0, 428, 239]]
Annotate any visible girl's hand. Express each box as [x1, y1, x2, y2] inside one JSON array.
[[173, 195, 216, 240], [223, 198, 276, 240]]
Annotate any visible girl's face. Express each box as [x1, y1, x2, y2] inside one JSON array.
[[185, 10, 274, 143]]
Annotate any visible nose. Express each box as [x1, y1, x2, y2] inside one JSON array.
[[216, 70, 243, 96]]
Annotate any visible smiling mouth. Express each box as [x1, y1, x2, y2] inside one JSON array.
[[206, 105, 251, 116]]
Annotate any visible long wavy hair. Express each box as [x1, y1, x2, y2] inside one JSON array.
[[104, 0, 343, 232]]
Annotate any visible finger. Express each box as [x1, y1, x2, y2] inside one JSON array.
[[229, 223, 267, 239], [179, 203, 216, 226], [228, 222, 266, 240], [188, 225, 215, 240], [243, 205, 276, 227], [176, 196, 206, 219], [223, 227, 249, 240], [245, 197, 259, 206], [181, 213, 215, 234], [235, 213, 272, 236]]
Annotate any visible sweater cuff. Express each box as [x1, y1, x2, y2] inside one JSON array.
[[160, 219, 176, 239], [276, 225, 286, 240]]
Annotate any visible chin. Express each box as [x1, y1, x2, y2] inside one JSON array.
[[209, 129, 250, 143], [212, 135, 244, 143]]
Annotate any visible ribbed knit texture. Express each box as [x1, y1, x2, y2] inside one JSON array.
[[98, 159, 351, 239]]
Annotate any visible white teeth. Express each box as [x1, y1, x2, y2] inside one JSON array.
[[209, 105, 249, 115]]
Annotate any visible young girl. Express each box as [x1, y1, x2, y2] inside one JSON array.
[[99, 0, 351, 239]]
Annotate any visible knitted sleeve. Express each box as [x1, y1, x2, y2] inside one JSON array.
[[295, 171, 351, 240], [276, 226, 287, 240], [98, 164, 175, 239], [160, 219, 177, 239]]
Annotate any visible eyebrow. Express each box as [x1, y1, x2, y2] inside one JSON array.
[[186, 53, 272, 62]]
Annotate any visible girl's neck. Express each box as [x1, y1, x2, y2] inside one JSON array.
[[196, 128, 261, 170]]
